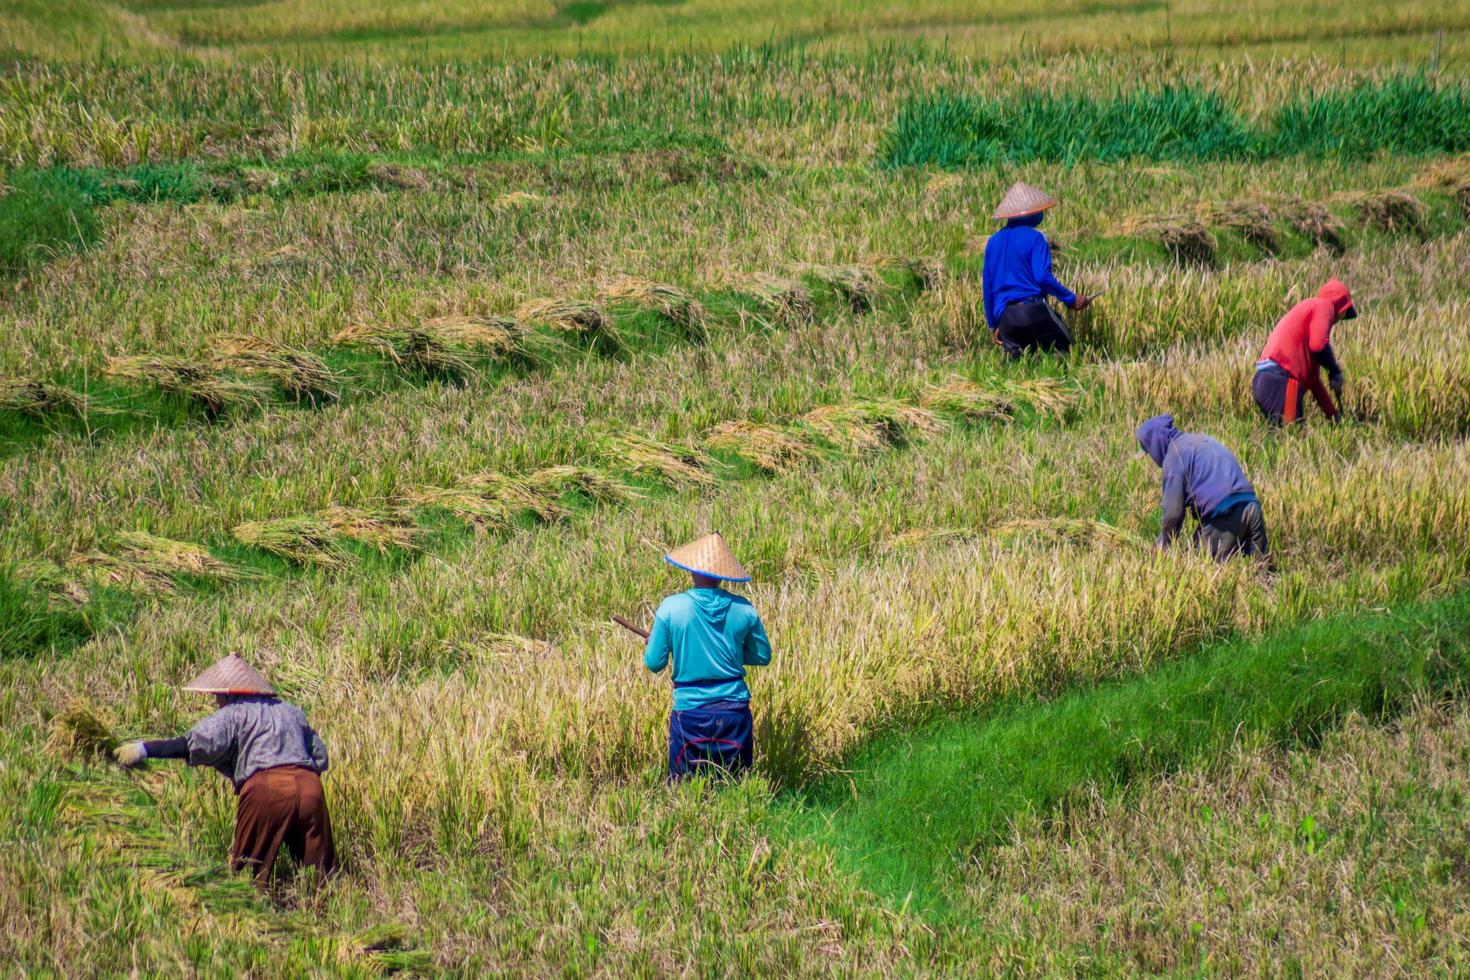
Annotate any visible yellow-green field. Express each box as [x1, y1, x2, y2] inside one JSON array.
[[4, 1, 1470, 975]]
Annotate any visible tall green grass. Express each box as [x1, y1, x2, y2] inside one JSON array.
[[0, 170, 96, 275], [883, 77, 1470, 168], [0, 566, 90, 657], [788, 592, 1470, 913]]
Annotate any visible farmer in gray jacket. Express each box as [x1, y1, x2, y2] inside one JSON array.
[[1135, 414, 1269, 561], [114, 654, 335, 883]]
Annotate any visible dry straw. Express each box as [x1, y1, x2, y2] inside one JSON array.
[[599, 433, 718, 487], [216, 335, 343, 403], [105, 355, 271, 416], [366, 161, 429, 190], [233, 507, 417, 567], [600, 275, 707, 341], [333, 317, 521, 377], [0, 377, 90, 418], [1352, 190, 1426, 234], [705, 420, 818, 472], [493, 191, 545, 211]]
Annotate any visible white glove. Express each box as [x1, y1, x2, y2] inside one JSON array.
[[114, 741, 147, 768]]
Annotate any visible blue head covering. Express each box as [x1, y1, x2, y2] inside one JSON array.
[[1006, 212, 1046, 229], [1135, 414, 1182, 467]]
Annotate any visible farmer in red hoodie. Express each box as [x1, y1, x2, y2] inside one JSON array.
[[1252, 278, 1358, 424]]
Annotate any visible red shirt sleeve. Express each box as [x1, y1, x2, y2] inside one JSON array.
[[1305, 300, 1334, 353]]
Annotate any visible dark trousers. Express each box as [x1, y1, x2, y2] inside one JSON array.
[[667, 699, 753, 781], [993, 298, 1073, 358], [232, 765, 336, 883], [1253, 366, 1336, 424], [1195, 500, 1270, 561]]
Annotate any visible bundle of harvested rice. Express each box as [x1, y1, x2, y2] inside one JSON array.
[[233, 508, 416, 566], [1006, 377, 1080, 422], [919, 376, 1017, 422], [1120, 216, 1216, 266], [800, 400, 942, 452], [69, 531, 255, 593], [993, 517, 1140, 548], [216, 335, 343, 403], [524, 465, 637, 504], [1203, 201, 1279, 253], [0, 377, 89, 418], [459, 473, 567, 523], [739, 273, 815, 325], [515, 299, 614, 336], [46, 702, 119, 761], [403, 486, 526, 528], [1353, 190, 1426, 234], [1454, 181, 1470, 221], [106, 355, 271, 416], [68, 551, 180, 595], [366, 162, 429, 190], [333, 318, 517, 377], [601, 275, 707, 341], [875, 255, 945, 292], [705, 420, 817, 472], [1283, 199, 1346, 253], [599, 433, 718, 487], [493, 191, 545, 211], [807, 264, 881, 313], [882, 527, 979, 552], [13, 558, 91, 606], [318, 506, 420, 552]]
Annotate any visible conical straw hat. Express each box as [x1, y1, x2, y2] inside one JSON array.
[[182, 654, 275, 695], [992, 181, 1059, 220], [664, 532, 751, 582]]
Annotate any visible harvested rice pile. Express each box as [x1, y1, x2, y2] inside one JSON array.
[[705, 420, 818, 472], [216, 335, 343, 403], [0, 377, 89, 417], [106, 355, 271, 416], [599, 433, 719, 487], [601, 276, 707, 341], [807, 264, 881, 313], [233, 507, 417, 567]]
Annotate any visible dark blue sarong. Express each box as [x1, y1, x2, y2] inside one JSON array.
[[667, 699, 753, 781]]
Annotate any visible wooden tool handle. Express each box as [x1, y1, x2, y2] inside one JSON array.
[[612, 615, 650, 640]]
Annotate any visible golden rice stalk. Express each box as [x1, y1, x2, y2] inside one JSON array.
[[1119, 216, 1216, 266], [419, 315, 521, 355], [524, 465, 638, 504], [69, 532, 257, 592], [66, 552, 178, 595], [920, 376, 1017, 422], [46, 702, 120, 761], [106, 355, 271, 416], [1352, 190, 1426, 234], [332, 318, 516, 377], [705, 420, 818, 472], [601, 275, 707, 341], [738, 273, 815, 325], [807, 264, 881, 313], [402, 486, 523, 528], [881, 527, 979, 552], [515, 299, 613, 336], [1283, 199, 1346, 253], [994, 517, 1141, 548], [0, 377, 89, 418], [493, 191, 545, 211], [598, 433, 719, 487], [215, 335, 343, 403], [800, 400, 942, 452], [232, 507, 415, 566], [459, 474, 568, 523]]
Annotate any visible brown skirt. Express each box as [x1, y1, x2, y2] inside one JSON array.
[[232, 765, 336, 883]]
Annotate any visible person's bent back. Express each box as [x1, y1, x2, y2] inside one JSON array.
[[1136, 414, 1269, 561]]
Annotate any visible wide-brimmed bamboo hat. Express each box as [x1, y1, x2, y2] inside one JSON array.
[[993, 181, 1059, 220], [664, 532, 751, 582], [182, 654, 275, 696]]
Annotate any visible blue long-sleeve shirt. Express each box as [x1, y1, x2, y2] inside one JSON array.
[[982, 215, 1077, 328], [644, 587, 772, 711]]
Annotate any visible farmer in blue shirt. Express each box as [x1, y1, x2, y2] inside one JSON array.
[[1135, 414, 1269, 561], [645, 532, 772, 780], [983, 182, 1093, 358]]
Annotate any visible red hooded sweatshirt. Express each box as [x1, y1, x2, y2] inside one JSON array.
[[1259, 278, 1356, 382]]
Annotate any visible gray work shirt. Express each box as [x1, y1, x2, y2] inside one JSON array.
[[186, 696, 329, 790]]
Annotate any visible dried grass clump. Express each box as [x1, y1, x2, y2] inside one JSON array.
[[0, 378, 89, 418], [233, 508, 416, 567], [216, 335, 343, 403], [46, 702, 119, 761], [105, 355, 271, 416], [808, 264, 881, 313], [366, 162, 429, 190], [524, 465, 637, 505], [599, 433, 718, 487], [800, 400, 942, 452], [737, 273, 816, 326], [493, 191, 545, 211], [1206, 201, 1279, 253], [333, 317, 519, 377], [601, 276, 707, 341], [994, 517, 1140, 548], [1353, 190, 1425, 234], [705, 420, 818, 472], [1284, 200, 1347, 253], [1121, 216, 1217, 266], [920, 376, 1017, 422]]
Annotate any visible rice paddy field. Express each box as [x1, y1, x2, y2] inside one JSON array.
[[6, 0, 1470, 975]]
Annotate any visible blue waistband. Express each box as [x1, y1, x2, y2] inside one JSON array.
[[672, 675, 745, 690]]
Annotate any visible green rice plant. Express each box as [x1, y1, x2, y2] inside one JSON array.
[[598, 433, 718, 487], [105, 355, 270, 417], [704, 419, 818, 472], [1269, 76, 1470, 158], [214, 335, 343, 403], [600, 275, 707, 342], [0, 168, 98, 275], [806, 264, 880, 314], [992, 517, 1143, 549], [0, 377, 89, 418], [0, 564, 90, 656]]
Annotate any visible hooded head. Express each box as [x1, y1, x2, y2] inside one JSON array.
[[1006, 211, 1046, 229], [1135, 414, 1181, 467], [1318, 278, 1357, 321]]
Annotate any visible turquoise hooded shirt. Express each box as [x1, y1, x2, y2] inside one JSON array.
[[644, 587, 772, 711]]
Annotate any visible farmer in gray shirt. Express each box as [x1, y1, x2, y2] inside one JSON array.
[[114, 654, 335, 883]]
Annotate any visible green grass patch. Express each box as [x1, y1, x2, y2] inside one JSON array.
[[0, 169, 99, 275], [785, 592, 1470, 915], [0, 565, 92, 658]]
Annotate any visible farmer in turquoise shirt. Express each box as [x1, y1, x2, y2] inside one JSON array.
[[645, 532, 772, 780]]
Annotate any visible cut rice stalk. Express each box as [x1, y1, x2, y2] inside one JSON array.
[[738, 273, 815, 325], [516, 298, 615, 336], [1004, 377, 1081, 422], [215, 335, 343, 403], [1119, 216, 1217, 266], [106, 355, 271, 417], [807, 264, 881, 314], [232, 507, 416, 567], [1202, 201, 1279, 253], [459, 474, 568, 523], [882, 527, 979, 552], [598, 433, 719, 487], [403, 486, 523, 528], [1352, 190, 1426, 234], [66, 551, 179, 595], [800, 401, 939, 453], [994, 517, 1141, 548], [46, 702, 120, 761], [705, 420, 818, 472], [493, 191, 545, 211], [318, 506, 421, 553], [1283, 199, 1346, 253], [332, 320, 513, 378], [524, 465, 638, 504], [0, 377, 90, 418], [600, 276, 707, 341], [874, 255, 945, 292], [920, 377, 1018, 422]]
